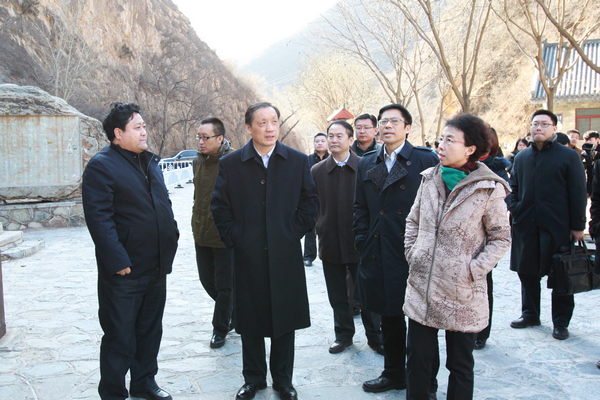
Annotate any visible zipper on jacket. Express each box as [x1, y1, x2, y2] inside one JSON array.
[[424, 195, 448, 322]]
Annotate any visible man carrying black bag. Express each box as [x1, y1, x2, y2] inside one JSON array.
[[508, 109, 587, 341]]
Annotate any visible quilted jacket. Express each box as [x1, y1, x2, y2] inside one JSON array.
[[403, 162, 511, 332]]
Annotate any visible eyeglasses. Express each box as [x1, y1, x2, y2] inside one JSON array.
[[531, 122, 554, 128], [355, 125, 374, 131], [196, 135, 217, 141], [439, 136, 465, 146], [379, 118, 407, 126]]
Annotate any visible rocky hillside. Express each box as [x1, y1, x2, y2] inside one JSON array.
[[0, 0, 259, 156]]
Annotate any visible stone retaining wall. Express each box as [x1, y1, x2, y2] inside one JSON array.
[[0, 200, 85, 230]]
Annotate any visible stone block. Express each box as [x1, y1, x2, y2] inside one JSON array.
[[28, 222, 43, 229], [0, 84, 107, 203], [48, 216, 67, 228], [8, 208, 32, 224], [6, 222, 20, 230], [53, 207, 70, 217], [33, 210, 52, 222]]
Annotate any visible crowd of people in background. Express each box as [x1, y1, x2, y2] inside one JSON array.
[[82, 100, 598, 400]]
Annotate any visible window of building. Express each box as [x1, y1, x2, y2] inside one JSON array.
[[576, 108, 600, 132]]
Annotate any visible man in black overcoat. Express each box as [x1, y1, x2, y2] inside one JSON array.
[[353, 104, 439, 393], [82, 102, 179, 400], [211, 102, 318, 400], [509, 109, 587, 341]]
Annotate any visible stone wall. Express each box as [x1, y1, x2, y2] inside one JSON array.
[[0, 200, 85, 230]]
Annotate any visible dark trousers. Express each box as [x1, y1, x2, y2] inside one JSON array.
[[195, 244, 234, 336], [97, 272, 166, 400], [323, 261, 356, 341], [407, 319, 475, 400], [303, 230, 317, 262], [518, 272, 574, 328], [477, 271, 493, 341], [241, 331, 295, 387], [346, 266, 382, 345], [381, 315, 407, 381]]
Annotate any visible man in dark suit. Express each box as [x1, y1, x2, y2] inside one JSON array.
[[311, 120, 376, 354], [509, 109, 587, 340], [354, 104, 439, 393], [82, 102, 179, 400], [304, 132, 329, 267], [211, 102, 318, 400]]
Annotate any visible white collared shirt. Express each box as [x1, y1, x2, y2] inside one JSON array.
[[334, 153, 351, 167], [254, 145, 275, 168], [384, 143, 405, 173]]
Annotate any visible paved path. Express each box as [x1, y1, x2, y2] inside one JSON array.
[[1, 182, 600, 399]]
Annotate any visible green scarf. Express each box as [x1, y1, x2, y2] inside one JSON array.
[[440, 166, 468, 191]]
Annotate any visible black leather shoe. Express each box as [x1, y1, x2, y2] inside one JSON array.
[[474, 339, 486, 350], [303, 259, 312, 266], [362, 375, 406, 393], [235, 382, 267, 400], [510, 317, 541, 329], [210, 333, 225, 348], [552, 326, 569, 340], [273, 384, 298, 400], [368, 341, 385, 355], [329, 340, 352, 354], [351, 306, 361, 316], [129, 387, 172, 400], [596, 360, 600, 369]]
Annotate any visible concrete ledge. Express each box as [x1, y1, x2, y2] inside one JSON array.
[[1, 240, 45, 261], [0, 231, 23, 249]]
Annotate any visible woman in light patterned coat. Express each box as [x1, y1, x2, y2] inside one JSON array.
[[403, 114, 511, 400]]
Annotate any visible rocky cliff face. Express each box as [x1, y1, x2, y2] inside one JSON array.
[[0, 0, 258, 155]]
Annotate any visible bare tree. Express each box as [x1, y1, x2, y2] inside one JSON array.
[[493, 0, 586, 111], [140, 41, 220, 156], [532, 0, 600, 74], [38, 2, 100, 102], [293, 52, 379, 132], [390, 0, 492, 113], [313, 0, 438, 144]]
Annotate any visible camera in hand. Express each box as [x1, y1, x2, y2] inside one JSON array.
[[582, 143, 596, 167]]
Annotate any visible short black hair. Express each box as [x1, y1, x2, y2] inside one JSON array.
[[445, 113, 490, 163], [354, 114, 377, 128], [200, 117, 226, 137], [531, 109, 558, 126], [585, 130, 600, 140], [102, 102, 142, 142], [314, 132, 327, 141], [327, 120, 354, 138], [378, 104, 412, 126], [245, 102, 280, 126], [567, 129, 580, 138], [556, 132, 570, 145]]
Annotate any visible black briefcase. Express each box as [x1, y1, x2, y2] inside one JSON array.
[[549, 241, 600, 295]]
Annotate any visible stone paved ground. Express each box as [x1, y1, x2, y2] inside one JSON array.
[[1, 182, 600, 400]]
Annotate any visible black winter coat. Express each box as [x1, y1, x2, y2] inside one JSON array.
[[82, 144, 179, 279], [211, 140, 319, 338], [311, 152, 360, 264], [353, 142, 439, 316], [508, 137, 587, 277]]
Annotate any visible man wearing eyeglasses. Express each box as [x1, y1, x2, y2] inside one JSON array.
[[509, 109, 587, 341], [354, 104, 438, 394], [191, 117, 236, 349], [351, 114, 381, 156]]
